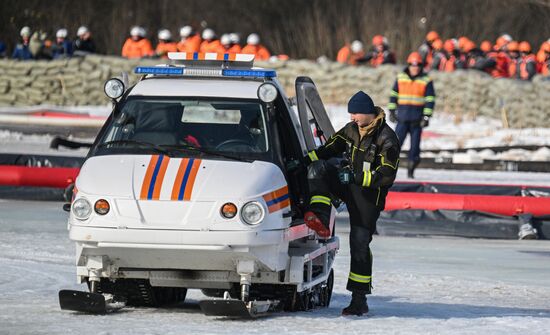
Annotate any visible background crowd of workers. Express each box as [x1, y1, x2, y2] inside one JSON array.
[[121, 25, 276, 61], [338, 31, 550, 81], [4, 25, 550, 81], [5, 25, 275, 62]]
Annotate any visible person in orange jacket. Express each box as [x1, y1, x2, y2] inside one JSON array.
[[336, 40, 365, 65], [155, 29, 177, 59], [220, 34, 241, 53], [241, 33, 271, 61], [511, 41, 537, 80], [480, 40, 492, 54], [176, 26, 201, 53], [475, 34, 512, 78], [435, 39, 466, 72], [365, 35, 396, 67], [418, 30, 440, 69], [538, 42, 550, 76], [121, 26, 154, 59], [199, 28, 222, 53]]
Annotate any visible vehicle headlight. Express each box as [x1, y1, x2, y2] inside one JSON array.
[[72, 198, 92, 220], [241, 201, 264, 225], [104, 78, 125, 99], [257, 82, 278, 103]]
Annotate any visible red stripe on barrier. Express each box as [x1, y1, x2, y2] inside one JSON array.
[[385, 191, 550, 216], [0, 165, 79, 188], [27, 112, 106, 119]]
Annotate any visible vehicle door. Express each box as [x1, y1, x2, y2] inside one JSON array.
[[294, 76, 335, 152]]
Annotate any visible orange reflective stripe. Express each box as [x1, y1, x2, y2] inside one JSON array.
[[140, 155, 159, 199], [171, 158, 189, 200], [151, 156, 170, 200], [263, 186, 289, 203], [183, 159, 201, 201]]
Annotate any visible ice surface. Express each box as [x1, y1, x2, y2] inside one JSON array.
[[0, 200, 549, 334]]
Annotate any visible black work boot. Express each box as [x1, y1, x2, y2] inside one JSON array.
[[407, 160, 420, 179], [342, 291, 369, 316]]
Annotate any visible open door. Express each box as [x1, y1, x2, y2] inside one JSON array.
[[295, 77, 335, 151]]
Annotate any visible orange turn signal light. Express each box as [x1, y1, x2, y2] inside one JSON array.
[[220, 202, 238, 219], [94, 199, 110, 215]]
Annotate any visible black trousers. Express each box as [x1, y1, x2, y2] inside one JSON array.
[[307, 160, 380, 294]]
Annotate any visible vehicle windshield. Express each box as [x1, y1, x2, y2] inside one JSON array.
[[92, 97, 270, 159]]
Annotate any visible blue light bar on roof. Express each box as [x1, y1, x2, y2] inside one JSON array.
[[134, 66, 276, 78], [222, 69, 277, 78], [134, 67, 184, 75]]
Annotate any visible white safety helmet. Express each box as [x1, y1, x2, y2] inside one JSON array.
[[20, 26, 31, 37], [247, 33, 260, 45], [220, 34, 231, 46], [130, 26, 146, 37], [501, 33, 513, 42], [158, 29, 172, 41], [180, 25, 192, 38], [229, 33, 240, 44], [77, 26, 89, 37], [350, 40, 363, 53], [56, 28, 68, 39], [202, 28, 215, 40]]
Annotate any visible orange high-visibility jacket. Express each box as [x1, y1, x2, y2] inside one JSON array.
[[155, 42, 178, 59], [222, 44, 242, 54], [121, 38, 154, 59], [199, 40, 223, 53], [241, 44, 271, 61], [336, 45, 364, 65], [176, 35, 202, 53]]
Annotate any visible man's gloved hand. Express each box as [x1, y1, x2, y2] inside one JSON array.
[[420, 115, 430, 128], [285, 159, 302, 172], [338, 166, 354, 184], [389, 111, 397, 123]]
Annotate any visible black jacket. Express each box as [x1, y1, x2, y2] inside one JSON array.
[[309, 109, 400, 209]]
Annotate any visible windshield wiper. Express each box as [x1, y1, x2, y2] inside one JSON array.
[[161, 144, 253, 163], [97, 140, 173, 157]]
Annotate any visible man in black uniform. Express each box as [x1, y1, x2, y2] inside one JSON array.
[[303, 91, 400, 316]]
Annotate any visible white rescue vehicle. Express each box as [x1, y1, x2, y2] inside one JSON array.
[[59, 53, 339, 317]]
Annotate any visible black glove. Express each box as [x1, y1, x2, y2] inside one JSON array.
[[285, 159, 301, 171], [389, 111, 397, 123], [338, 166, 354, 184], [420, 116, 430, 128]]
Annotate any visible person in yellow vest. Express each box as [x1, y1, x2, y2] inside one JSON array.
[[388, 52, 435, 179], [155, 29, 177, 59]]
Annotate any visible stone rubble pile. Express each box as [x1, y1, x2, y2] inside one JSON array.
[[1, 55, 549, 128]]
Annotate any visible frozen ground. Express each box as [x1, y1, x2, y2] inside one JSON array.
[[1, 200, 549, 335]]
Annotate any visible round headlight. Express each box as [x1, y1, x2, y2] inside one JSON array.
[[257, 83, 278, 103], [241, 201, 264, 225], [220, 202, 238, 219], [94, 199, 110, 215], [104, 78, 125, 99], [72, 198, 92, 220]]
